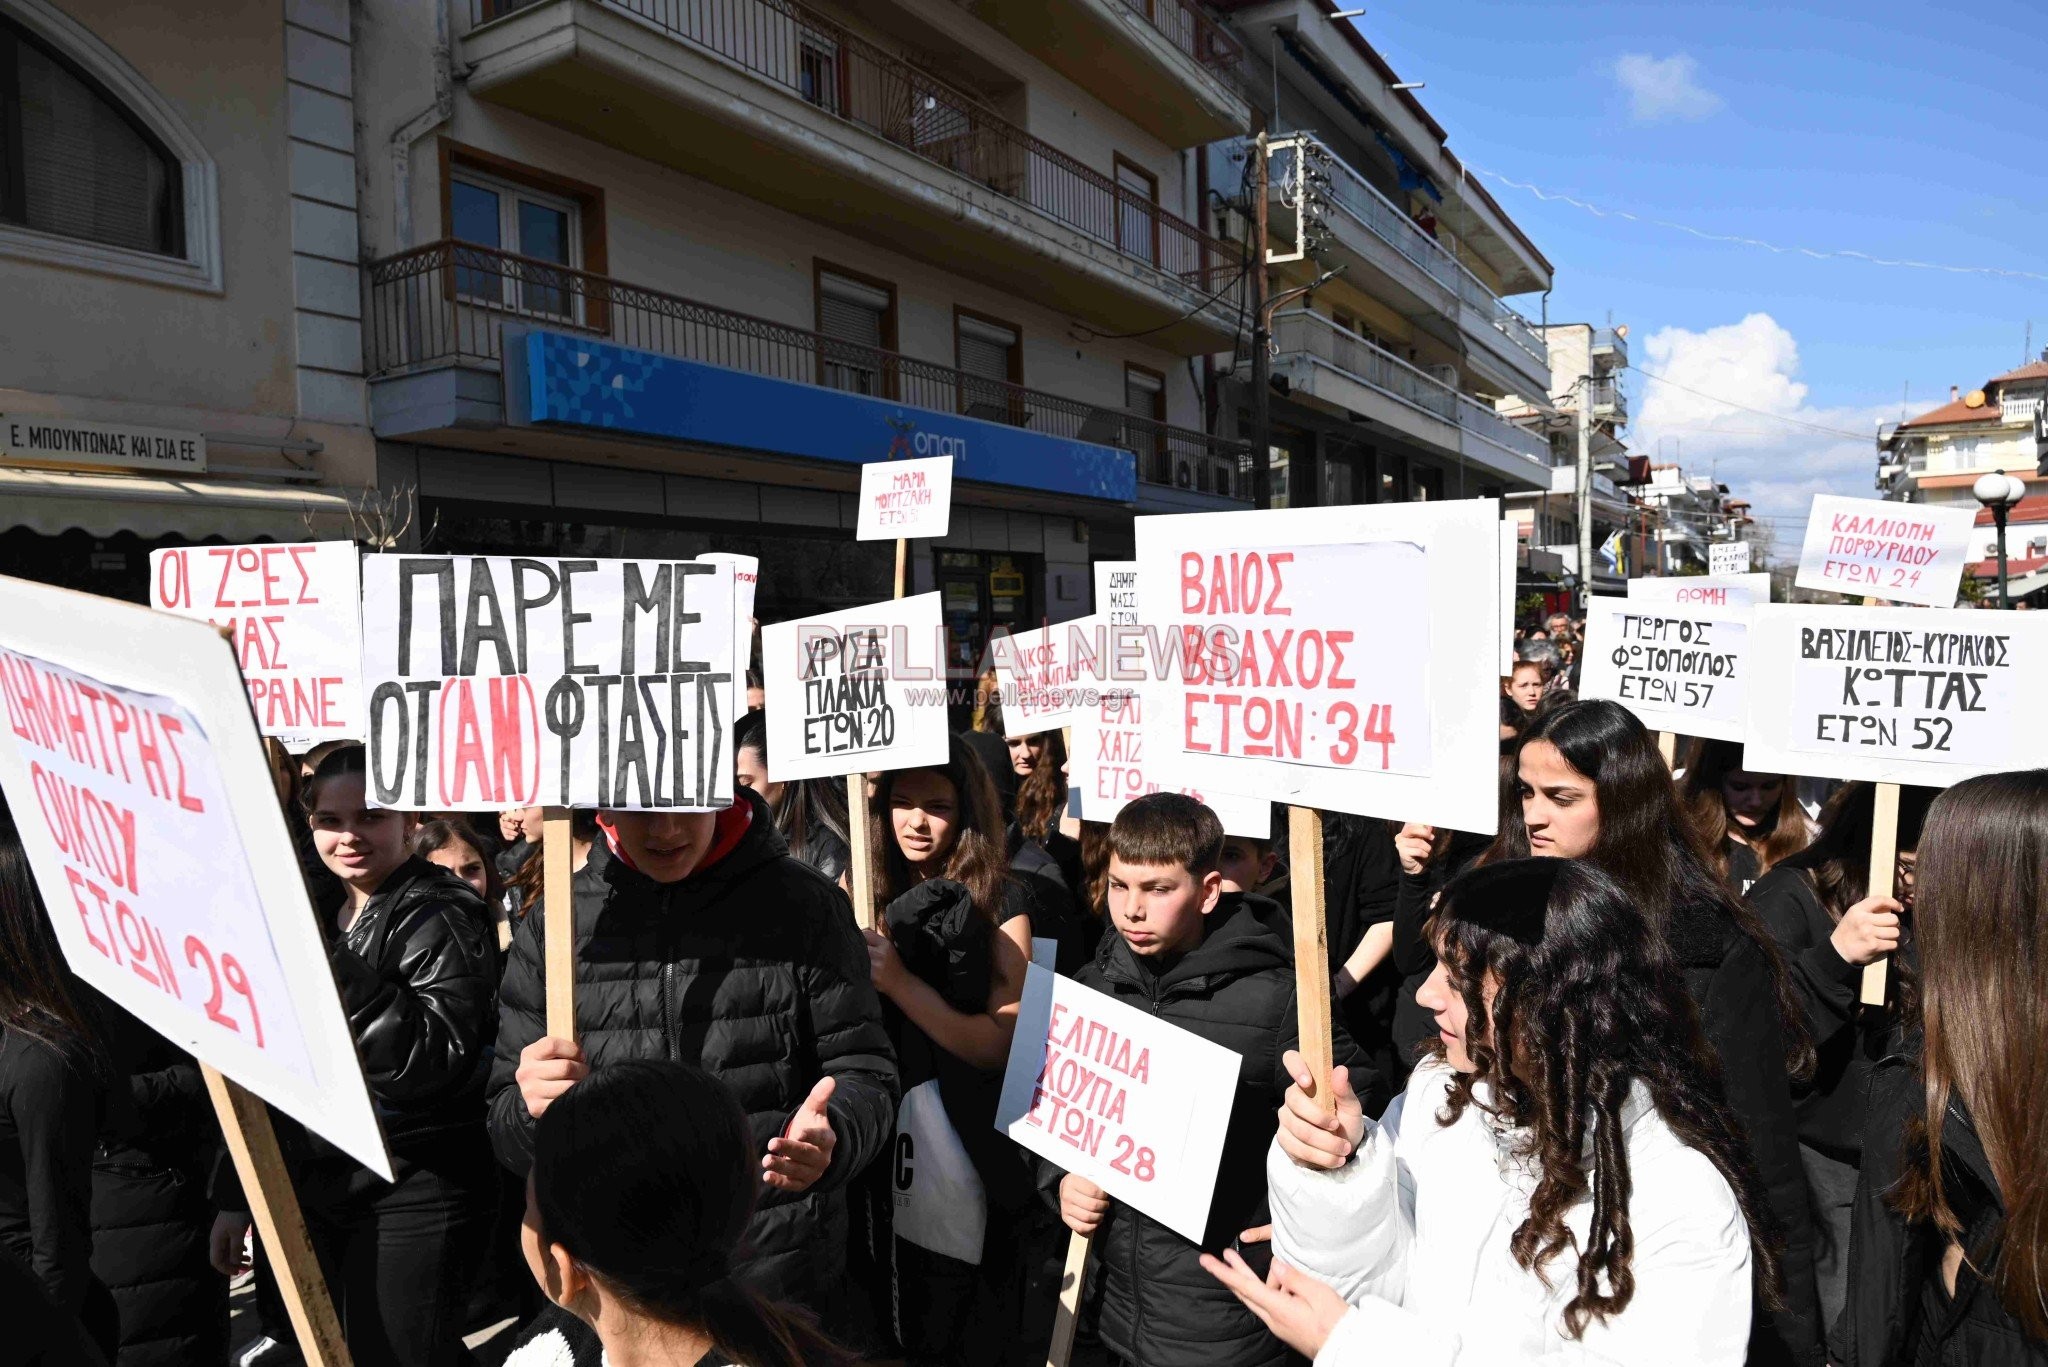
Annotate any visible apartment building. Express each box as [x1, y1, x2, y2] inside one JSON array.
[[1204, 0, 1557, 510], [1499, 321, 1632, 593], [1634, 463, 1742, 575], [0, 0, 372, 602], [356, 0, 1262, 672]]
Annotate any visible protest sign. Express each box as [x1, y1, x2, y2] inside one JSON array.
[[1094, 560, 1138, 627], [1628, 572, 1772, 611], [1742, 603, 2048, 786], [1134, 501, 1502, 832], [1794, 494, 1975, 607], [1499, 522, 1517, 674], [0, 574, 389, 1178], [1580, 594, 1749, 742], [1709, 542, 1753, 576], [760, 592, 949, 782], [697, 552, 759, 678], [358, 556, 739, 811], [1070, 688, 1270, 839], [148, 541, 361, 751], [993, 615, 1111, 737], [997, 964, 1238, 1243], [856, 455, 953, 541]]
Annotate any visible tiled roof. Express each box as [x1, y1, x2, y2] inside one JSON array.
[[1988, 360, 2048, 385], [1898, 397, 2005, 429]]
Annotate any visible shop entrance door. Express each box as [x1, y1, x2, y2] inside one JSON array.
[[935, 549, 1038, 727]]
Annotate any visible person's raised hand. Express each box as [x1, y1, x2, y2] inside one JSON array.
[[1275, 1049, 1365, 1171], [764, 1076, 837, 1193], [1394, 823, 1436, 876], [1831, 895, 1903, 966], [1059, 1173, 1111, 1237], [516, 1035, 588, 1119], [1199, 1249, 1351, 1359]]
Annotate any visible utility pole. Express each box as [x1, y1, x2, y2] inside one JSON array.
[[1250, 130, 1272, 508], [1576, 374, 1593, 609]]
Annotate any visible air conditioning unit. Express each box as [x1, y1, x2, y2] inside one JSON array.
[[1175, 458, 1195, 489]]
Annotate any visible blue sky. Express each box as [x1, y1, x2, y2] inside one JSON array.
[[1349, 0, 2048, 554]]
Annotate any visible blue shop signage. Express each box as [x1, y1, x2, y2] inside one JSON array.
[[511, 330, 1136, 504]]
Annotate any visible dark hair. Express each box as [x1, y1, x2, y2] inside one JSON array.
[[734, 710, 849, 867], [1078, 819, 1112, 918], [1109, 792, 1224, 877], [1679, 740, 1812, 882], [1783, 781, 1937, 921], [1012, 731, 1069, 843], [1893, 771, 2048, 1338], [1429, 858, 1781, 1338], [0, 797, 107, 1077], [300, 742, 368, 812], [873, 735, 1010, 922], [411, 820, 502, 901], [506, 810, 599, 915], [1486, 700, 1812, 1081], [531, 1060, 858, 1367]]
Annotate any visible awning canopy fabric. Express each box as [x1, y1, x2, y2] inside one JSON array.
[[0, 467, 357, 541]]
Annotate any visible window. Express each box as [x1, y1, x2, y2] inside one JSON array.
[[815, 265, 896, 396], [797, 30, 839, 113], [1124, 364, 1167, 483], [1114, 156, 1157, 264], [955, 309, 1021, 423], [1322, 452, 1360, 507], [451, 171, 580, 319]]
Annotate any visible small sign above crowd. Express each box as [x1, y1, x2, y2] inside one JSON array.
[[1794, 494, 1976, 607]]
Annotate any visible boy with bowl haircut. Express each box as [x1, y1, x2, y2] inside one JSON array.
[[1050, 793, 1384, 1367]]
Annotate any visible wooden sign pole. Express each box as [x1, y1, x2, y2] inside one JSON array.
[[894, 536, 909, 600], [203, 1065, 352, 1366], [543, 807, 577, 1043], [1288, 804, 1336, 1119], [1658, 731, 1678, 768], [1045, 1229, 1092, 1367], [847, 774, 876, 931], [1860, 781, 1901, 1007]]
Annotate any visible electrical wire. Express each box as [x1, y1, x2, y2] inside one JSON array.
[[1068, 152, 1261, 345], [1631, 366, 1875, 439]]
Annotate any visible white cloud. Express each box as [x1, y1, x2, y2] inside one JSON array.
[[1630, 313, 1892, 562], [1614, 53, 1722, 123]]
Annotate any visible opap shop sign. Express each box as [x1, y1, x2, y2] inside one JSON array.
[[1741, 603, 2048, 786], [1578, 595, 1749, 743], [1794, 494, 1976, 607], [1070, 687, 1271, 839], [149, 542, 362, 751], [0, 575, 389, 1178], [856, 454, 953, 541], [996, 964, 1239, 1244], [1628, 572, 1772, 612], [359, 556, 739, 811], [760, 592, 951, 782]]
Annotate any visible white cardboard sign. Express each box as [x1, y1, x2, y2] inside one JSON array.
[[1628, 572, 1772, 611], [1070, 687, 1271, 839], [148, 542, 362, 752], [993, 615, 1109, 737], [0, 576, 390, 1178], [1742, 603, 2048, 785], [1794, 495, 1976, 607], [1135, 501, 1502, 833], [359, 556, 739, 811], [761, 592, 950, 781], [1499, 521, 1518, 675], [997, 964, 1239, 1243], [1709, 542, 1753, 577], [856, 456, 953, 541], [1094, 560, 1138, 627], [697, 552, 759, 679], [1579, 594, 1749, 743]]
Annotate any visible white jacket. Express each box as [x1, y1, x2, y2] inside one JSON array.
[[1269, 1061, 1752, 1367]]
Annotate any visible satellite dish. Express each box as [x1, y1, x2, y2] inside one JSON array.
[[1965, 389, 1988, 408]]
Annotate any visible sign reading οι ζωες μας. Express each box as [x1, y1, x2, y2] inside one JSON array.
[[358, 556, 739, 811], [996, 964, 1241, 1244], [856, 455, 953, 541], [1, 414, 205, 474], [1793, 494, 1977, 607], [148, 542, 361, 752], [0, 574, 389, 1179], [1741, 603, 2048, 786], [760, 592, 950, 782], [1579, 595, 1750, 743]]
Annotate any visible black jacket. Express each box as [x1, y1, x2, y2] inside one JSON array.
[[1836, 1058, 2048, 1366], [1046, 896, 1382, 1367], [486, 788, 899, 1310], [1667, 890, 1825, 1367], [0, 1029, 101, 1320], [1748, 863, 1908, 1164], [1008, 826, 1101, 978]]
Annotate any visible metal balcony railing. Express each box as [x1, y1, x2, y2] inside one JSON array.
[[365, 241, 1250, 495], [473, 0, 1242, 291], [1112, 0, 1241, 72], [1270, 310, 1548, 466], [1592, 326, 1628, 367], [1589, 376, 1627, 418], [1268, 135, 1546, 373]]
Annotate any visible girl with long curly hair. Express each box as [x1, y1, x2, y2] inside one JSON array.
[[1204, 858, 1776, 1364]]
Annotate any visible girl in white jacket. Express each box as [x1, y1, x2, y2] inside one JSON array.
[[1204, 857, 1778, 1366]]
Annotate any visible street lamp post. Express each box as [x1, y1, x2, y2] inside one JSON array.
[[1972, 472, 2028, 609]]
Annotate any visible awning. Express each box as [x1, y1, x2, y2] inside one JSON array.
[[0, 467, 357, 541]]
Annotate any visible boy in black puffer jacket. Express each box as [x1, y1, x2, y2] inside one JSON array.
[[1048, 794, 1383, 1367]]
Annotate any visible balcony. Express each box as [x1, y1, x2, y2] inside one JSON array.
[[1589, 376, 1628, 424], [1269, 309, 1550, 487], [365, 241, 1250, 499], [1268, 135, 1550, 395], [953, 0, 1250, 146], [461, 0, 1245, 353], [1591, 326, 1628, 371]]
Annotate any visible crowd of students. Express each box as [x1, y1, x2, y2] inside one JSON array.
[[3, 613, 2046, 1366]]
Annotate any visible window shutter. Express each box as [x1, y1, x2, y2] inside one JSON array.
[[956, 315, 1017, 383], [818, 273, 889, 349]]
